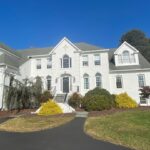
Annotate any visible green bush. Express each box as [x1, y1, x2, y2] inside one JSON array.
[[82, 88, 115, 111], [68, 92, 83, 108], [115, 93, 138, 108], [40, 90, 53, 103]]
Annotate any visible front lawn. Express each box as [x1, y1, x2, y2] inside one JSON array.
[[85, 109, 150, 150], [0, 114, 74, 132]]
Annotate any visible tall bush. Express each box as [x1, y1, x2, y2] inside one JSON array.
[[82, 88, 115, 111]]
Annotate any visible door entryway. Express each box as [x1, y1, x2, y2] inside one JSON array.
[[63, 77, 69, 93]]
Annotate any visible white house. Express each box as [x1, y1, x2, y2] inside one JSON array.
[[0, 37, 150, 109]]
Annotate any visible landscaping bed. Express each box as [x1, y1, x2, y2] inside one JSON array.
[[0, 109, 37, 118], [0, 114, 75, 132], [85, 109, 150, 150]]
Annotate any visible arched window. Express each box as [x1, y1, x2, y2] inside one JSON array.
[[95, 73, 102, 88], [63, 55, 69, 68], [83, 73, 89, 89], [122, 51, 130, 63], [47, 76, 51, 90]]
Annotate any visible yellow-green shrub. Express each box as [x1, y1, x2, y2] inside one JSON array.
[[115, 93, 138, 108], [38, 99, 63, 116]]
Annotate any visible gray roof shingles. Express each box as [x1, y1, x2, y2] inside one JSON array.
[[0, 42, 150, 71]]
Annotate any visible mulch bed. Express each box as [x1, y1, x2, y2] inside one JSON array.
[[88, 106, 150, 117], [0, 109, 37, 118]]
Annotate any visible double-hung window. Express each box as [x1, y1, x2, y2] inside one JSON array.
[[95, 73, 102, 88], [116, 75, 123, 88], [82, 55, 88, 66], [83, 74, 89, 89], [94, 54, 101, 65], [36, 59, 41, 69], [47, 56, 52, 69], [138, 74, 145, 88]]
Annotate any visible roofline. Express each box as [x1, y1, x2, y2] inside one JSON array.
[[114, 41, 139, 55], [0, 63, 19, 70], [0, 48, 23, 60], [49, 37, 81, 55], [109, 68, 150, 73], [80, 49, 109, 54]]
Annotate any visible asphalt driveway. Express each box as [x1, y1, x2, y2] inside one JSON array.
[[0, 118, 131, 150]]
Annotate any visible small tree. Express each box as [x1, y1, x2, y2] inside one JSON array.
[[32, 76, 43, 106], [139, 86, 150, 99]]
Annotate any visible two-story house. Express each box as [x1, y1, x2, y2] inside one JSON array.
[[0, 37, 150, 109]]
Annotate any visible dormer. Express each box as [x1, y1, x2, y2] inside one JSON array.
[[114, 41, 139, 66]]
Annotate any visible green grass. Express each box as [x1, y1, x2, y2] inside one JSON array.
[[0, 115, 74, 132], [85, 109, 150, 150]]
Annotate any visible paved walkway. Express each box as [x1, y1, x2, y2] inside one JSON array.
[[0, 117, 131, 150]]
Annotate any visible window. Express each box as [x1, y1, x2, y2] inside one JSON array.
[[122, 51, 130, 63], [130, 54, 136, 63], [118, 55, 122, 64], [116, 75, 123, 88], [140, 97, 147, 104], [95, 73, 102, 88], [36, 59, 41, 69], [61, 55, 72, 68], [94, 54, 101, 65], [83, 74, 89, 89], [138, 74, 145, 87], [47, 76, 51, 90], [47, 56, 52, 68], [82, 55, 88, 66]]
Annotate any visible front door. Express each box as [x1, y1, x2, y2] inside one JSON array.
[[63, 77, 69, 93]]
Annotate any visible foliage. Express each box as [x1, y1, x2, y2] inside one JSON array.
[[68, 92, 83, 108], [82, 88, 115, 111], [4, 76, 43, 110], [38, 100, 63, 116], [139, 86, 150, 99], [115, 93, 138, 108], [120, 29, 150, 62], [40, 90, 53, 103], [32, 76, 43, 106]]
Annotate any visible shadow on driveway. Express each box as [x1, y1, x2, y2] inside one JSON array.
[[0, 118, 131, 150]]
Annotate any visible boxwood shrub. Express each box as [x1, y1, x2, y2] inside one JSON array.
[[82, 88, 115, 111]]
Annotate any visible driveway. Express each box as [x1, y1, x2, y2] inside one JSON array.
[[0, 118, 131, 150]]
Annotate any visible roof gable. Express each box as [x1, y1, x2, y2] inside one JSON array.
[[49, 37, 81, 55], [114, 41, 139, 55]]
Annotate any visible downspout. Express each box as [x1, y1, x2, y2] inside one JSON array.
[[1, 66, 7, 110]]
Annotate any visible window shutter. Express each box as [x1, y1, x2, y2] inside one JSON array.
[[70, 58, 72, 67], [60, 58, 62, 68]]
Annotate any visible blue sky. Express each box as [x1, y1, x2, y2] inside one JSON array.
[[0, 0, 150, 50]]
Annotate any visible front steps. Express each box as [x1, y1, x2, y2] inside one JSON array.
[[54, 94, 67, 103]]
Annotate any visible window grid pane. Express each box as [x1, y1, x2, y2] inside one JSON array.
[[83, 56, 88, 66], [47, 57, 52, 68], [138, 75, 145, 87], [36, 59, 41, 69], [96, 76, 102, 88], [116, 76, 122, 88], [84, 77, 89, 89]]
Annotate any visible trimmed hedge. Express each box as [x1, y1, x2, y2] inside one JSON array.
[[38, 99, 63, 116], [115, 93, 138, 108], [82, 88, 115, 111], [68, 92, 83, 108]]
